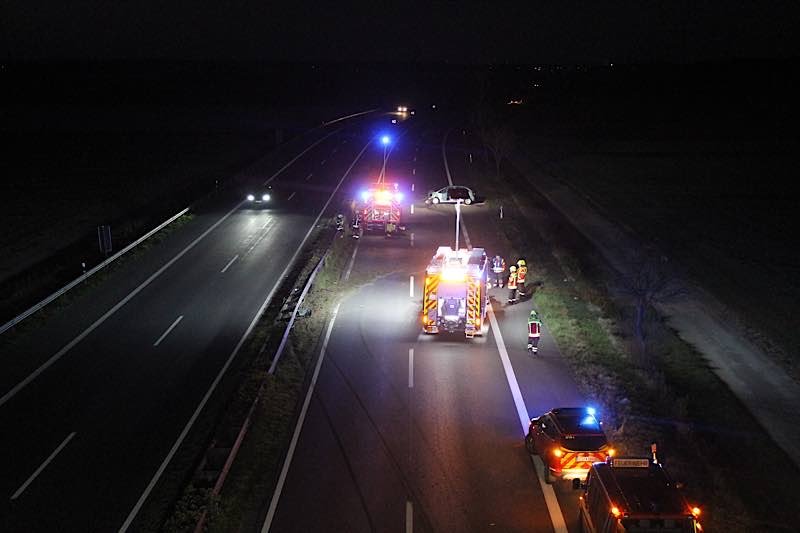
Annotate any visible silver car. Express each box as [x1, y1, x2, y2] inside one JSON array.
[[425, 186, 484, 205]]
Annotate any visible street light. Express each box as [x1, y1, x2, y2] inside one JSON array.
[[379, 134, 391, 183]]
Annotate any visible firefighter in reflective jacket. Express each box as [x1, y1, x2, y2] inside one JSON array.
[[516, 258, 528, 296], [527, 309, 542, 353], [507, 265, 518, 304], [491, 254, 506, 288]]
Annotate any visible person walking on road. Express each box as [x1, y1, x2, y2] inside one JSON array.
[[527, 309, 542, 354], [516, 258, 528, 297], [507, 265, 518, 304], [491, 254, 506, 288]]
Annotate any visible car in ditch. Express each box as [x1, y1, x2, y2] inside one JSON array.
[[425, 185, 485, 205]]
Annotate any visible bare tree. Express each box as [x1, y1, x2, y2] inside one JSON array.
[[618, 248, 684, 355], [481, 124, 516, 177]]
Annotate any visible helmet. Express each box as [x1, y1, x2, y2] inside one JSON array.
[[517, 259, 526, 266], [510, 265, 517, 272]]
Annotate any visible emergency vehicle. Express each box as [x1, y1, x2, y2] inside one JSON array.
[[526, 407, 614, 483], [422, 246, 488, 338], [354, 182, 404, 234], [577, 456, 703, 533]]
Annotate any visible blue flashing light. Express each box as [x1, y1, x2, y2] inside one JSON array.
[[394, 192, 404, 202], [581, 415, 598, 427], [360, 190, 371, 202], [586, 407, 596, 416], [380, 135, 391, 146]]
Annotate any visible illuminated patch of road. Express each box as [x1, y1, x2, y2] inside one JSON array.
[[487, 305, 567, 533]]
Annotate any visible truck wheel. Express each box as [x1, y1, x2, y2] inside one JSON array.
[[543, 466, 554, 484]]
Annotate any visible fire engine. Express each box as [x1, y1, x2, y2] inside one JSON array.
[[353, 182, 404, 234], [421, 246, 488, 338], [577, 454, 703, 533]]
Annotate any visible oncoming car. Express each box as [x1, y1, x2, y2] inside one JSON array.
[[525, 407, 614, 484], [244, 186, 273, 208], [425, 185, 485, 205]]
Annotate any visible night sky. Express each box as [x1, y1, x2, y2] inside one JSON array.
[[4, 1, 800, 64]]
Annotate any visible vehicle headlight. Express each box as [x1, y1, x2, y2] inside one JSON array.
[[247, 194, 255, 201], [262, 194, 271, 202]]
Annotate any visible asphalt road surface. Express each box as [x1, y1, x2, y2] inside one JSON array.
[[264, 120, 593, 533], [0, 115, 382, 531]]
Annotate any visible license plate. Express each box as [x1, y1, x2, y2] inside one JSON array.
[[577, 456, 593, 463]]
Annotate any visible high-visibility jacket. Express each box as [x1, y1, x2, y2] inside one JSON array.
[[492, 256, 506, 273], [507, 271, 517, 289], [517, 265, 528, 283], [528, 310, 542, 337]]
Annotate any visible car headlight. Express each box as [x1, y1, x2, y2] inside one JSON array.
[[262, 194, 271, 202], [247, 194, 255, 201]]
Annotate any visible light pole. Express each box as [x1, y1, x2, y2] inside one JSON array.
[[379, 134, 391, 183], [455, 199, 462, 250]]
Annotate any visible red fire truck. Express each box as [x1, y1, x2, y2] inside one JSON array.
[[353, 182, 405, 235]]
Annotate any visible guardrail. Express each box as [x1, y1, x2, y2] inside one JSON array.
[[192, 244, 332, 533], [0, 207, 190, 336]]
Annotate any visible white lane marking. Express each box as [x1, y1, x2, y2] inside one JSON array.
[[287, 191, 296, 201], [153, 315, 183, 347], [11, 432, 76, 500], [412, 168, 416, 175], [410, 204, 414, 215], [413, 156, 417, 162], [487, 305, 567, 532], [344, 240, 360, 281], [411, 182, 415, 190], [262, 304, 341, 532], [410, 233, 415, 247], [120, 139, 373, 533], [0, 203, 239, 409], [0, 131, 340, 411], [408, 349, 414, 388], [409, 276, 414, 298], [332, 147, 338, 154], [220, 254, 239, 273], [306, 172, 313, 181], [320, 158, 327, 165], [469, 153, 473, 163], [406, 500, 414, 533]]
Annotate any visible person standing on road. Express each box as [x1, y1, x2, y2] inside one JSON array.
[[507, 265, 518, 304], [491, 254, 506, 288], [516, 258, 528, 297]]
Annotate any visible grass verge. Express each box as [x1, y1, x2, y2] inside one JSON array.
[[478, 149, 799, 532]]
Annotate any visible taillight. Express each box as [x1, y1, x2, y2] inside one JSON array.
[[552, 448, 563, 458]]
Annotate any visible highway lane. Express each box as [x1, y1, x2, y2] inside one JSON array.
[[0, 116, 383, 531], [266, 121, 563, 532]]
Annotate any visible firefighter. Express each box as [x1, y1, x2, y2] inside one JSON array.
[[507, 265, 518, 304], [491, 254, 506, 288], [516, 258, 528, 297], [527, 309, 542, 354]]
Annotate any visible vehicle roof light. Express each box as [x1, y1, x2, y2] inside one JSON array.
[[611, 506, 621, 517], [691, 507, 701, 517]]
